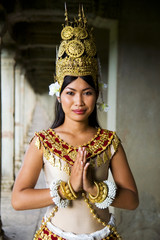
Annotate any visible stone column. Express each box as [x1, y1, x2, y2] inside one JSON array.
[[0, 30, 4, 240], [14, 64, 22, 174], [23, 78, 36, 149], [0, 5, 7, 236], [19, 70, 25, 160], [1, 49, 15, 191]]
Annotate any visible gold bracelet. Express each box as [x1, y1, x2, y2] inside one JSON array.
[[64, 183, 73, 200], [98, 182, 108, 203], [88, 181, 100, 202], [60, 181, 77, 200], [89, 181, 108, 203], [68, 180, 78, 199], [60, 181, 69, 199]]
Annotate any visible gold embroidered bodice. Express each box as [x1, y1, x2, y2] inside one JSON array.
[[34, 128, 120, 176]]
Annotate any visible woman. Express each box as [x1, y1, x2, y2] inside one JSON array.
[[12, 7, 139, 240]]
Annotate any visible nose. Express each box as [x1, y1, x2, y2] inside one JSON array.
[[74, 93, 84, 106]]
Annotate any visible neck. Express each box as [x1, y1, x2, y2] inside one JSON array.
[[60, 118, 92, 134]]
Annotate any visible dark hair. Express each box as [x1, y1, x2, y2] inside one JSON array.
[[51, 75, 100, 129]]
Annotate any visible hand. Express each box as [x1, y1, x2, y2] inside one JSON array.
[[69, 147, 85, 192], [83, 150, 98, 196], [83, 159, 94, 192]]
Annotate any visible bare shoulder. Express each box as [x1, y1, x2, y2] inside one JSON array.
[[21, 136, 44, 174], [110, 143, 138, 193], [110, 143, 130, 175], [13, 137, 43, 191]]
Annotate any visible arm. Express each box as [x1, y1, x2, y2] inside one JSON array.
[[82, 144, 139, 210], [11, 137, 53, 210], [110, 143, 139, 210]]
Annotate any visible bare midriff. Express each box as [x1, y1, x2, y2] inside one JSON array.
[[47, 197, 110, 234]]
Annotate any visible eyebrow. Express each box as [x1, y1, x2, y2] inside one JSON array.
[[65, 87, 93, 91]]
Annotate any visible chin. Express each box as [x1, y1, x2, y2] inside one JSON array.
[[71, 115, 89, 122]]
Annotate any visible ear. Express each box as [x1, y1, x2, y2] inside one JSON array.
[[57, 97, 61, 103]]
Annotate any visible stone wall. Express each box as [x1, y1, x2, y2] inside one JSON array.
[[36, 93, 55, 127], [116, 1, 160, 239]]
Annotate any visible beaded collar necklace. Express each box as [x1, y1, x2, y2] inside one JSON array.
[[35, 128, 118, 167], [50, 127, 101, 149]]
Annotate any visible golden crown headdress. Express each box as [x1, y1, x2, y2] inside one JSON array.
[[49, 4, 109, 112], [55, 4, 98, 89]]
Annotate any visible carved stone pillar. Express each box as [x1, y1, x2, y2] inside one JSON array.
[[1, 49, 15, 191], [0, 6, 7, 237], [23, 77, 36, 148], [14, 64, 22, 174], [0, 34, 4, 240], [19, 71, 25, 160]]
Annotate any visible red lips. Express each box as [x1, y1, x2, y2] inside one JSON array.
[[72, 109, 86, 114]]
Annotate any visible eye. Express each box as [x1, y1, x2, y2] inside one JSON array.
[[66, 91, 74, 95], [84, 91, 93, 96]]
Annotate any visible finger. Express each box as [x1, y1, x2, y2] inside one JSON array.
[[71, 149, 83, 174], [82, 149, 87, 165], [74, 147, 82, 164], [74, 147, 84, 171], [79, 147, 85, 165], [83, 162, 90, 179]]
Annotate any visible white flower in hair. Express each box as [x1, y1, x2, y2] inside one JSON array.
[[98, 81, 108, 89], [103, 83, 108, 88], [97, 102, 110, 112], [49, 82, 60, 97], [102, 103, 110, 112]]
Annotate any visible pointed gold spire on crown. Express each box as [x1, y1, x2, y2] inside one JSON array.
[[64, 2, 69, 26], [78, 4, 82, 26], [82, 4, 87, 26]]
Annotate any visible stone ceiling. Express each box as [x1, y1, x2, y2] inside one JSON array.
[[0, 0, 120, 93]]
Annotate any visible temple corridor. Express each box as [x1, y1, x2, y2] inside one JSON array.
[[1, 1, 160, 239]]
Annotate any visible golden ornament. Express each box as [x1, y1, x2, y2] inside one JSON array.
[[61, 26, 74, 40], [55, 6, 98, 90], [74, 27, 88, 39], [84, 39, 97, 57], [66, 40, 84, 58], [58, 41, 67, 57]]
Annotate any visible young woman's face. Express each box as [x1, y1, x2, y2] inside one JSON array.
[[59, 77, 97, 123]]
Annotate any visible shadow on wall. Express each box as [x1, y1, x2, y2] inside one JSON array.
[[116, 192, 160, 240]]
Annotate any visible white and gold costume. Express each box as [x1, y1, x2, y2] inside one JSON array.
[[33, 128, 122, 240]]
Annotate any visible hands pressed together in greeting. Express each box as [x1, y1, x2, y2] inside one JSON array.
[[69, 147, 97, 196]]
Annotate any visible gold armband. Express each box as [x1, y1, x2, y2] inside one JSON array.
[[89, 181, 108, 203], [60, 180, 78, 200]]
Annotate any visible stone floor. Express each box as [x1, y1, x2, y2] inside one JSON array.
[[1, 173, 46, 240], [1, 102, 51, 240]]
